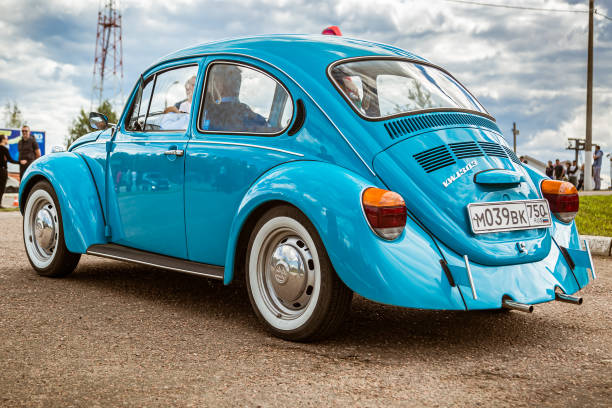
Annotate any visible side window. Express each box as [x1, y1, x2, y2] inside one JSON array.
[[200, 63, 293, 134], [126, 78, 154, 131], [145, 65, 198, 131]]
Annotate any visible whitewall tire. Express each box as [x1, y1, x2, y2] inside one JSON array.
[[246, 205, 352, 341], [23, 181, 80, 277]]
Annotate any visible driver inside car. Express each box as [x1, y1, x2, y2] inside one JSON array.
[[164, 75, 196, 114]]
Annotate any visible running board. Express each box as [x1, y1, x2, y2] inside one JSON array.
[[86, 244, 224, 280]]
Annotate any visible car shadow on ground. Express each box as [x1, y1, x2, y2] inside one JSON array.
[[66, 257, 571, 355]]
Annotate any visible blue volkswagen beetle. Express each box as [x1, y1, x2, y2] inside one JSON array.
[[20, 35, 595, 341]]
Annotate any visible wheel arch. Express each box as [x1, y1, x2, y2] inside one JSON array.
[[19, 174, 49, 215], [230, 199, 292, 285], [19, 153, 107, 254]]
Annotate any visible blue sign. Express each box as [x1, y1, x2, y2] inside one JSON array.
[[0, 129, 46, 167]]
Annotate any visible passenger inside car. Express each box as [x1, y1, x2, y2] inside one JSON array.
[[201, 64, 269, 133]]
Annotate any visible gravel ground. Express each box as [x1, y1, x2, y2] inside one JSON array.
[[1, 211, 610, 407]]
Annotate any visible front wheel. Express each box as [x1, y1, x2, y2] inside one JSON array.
[[23, 181, 81, 277], [246, 206, 352, 341]]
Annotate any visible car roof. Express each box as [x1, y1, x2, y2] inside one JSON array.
[[149, 34, 427, 77]]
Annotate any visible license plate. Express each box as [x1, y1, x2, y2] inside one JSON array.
[[467, 199, 552, 234]]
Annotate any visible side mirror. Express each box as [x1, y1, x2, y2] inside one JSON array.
[[89, 112, 109, 130]]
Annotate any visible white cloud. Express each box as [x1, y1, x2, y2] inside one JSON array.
[[524, 92, 612, 158], [0, 0, 611, 160]]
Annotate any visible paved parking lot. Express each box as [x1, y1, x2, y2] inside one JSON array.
[[1, 211, 610, 407]]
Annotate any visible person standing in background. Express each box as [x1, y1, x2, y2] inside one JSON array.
[[577, 164, 585, 191], [554, 159, 565, 180], [17, 125, 40, 179], [545, 160, 554, 178], [592, 145, 603, 190], [608, 153, 612, 190], [0, 134, 19, 208], [567, 160, 578, 186]]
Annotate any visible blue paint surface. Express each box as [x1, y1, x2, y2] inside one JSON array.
[[18, 35, 593, 311]]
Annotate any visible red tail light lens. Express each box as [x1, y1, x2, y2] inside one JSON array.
[[362, 188, 407, 240], [541, 180, 579, 223]]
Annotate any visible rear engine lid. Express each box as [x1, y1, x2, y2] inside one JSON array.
[[373, 126, 551, 266]]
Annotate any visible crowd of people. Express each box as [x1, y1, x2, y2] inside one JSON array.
[[538, 145, 606, 191]]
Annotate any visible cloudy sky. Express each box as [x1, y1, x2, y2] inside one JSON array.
[[0, 0, 611, 164]]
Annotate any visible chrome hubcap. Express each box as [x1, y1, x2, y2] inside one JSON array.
[[34, 208, 56, 252], [27, 197, 58, 262], [258, 231, 316, 319]]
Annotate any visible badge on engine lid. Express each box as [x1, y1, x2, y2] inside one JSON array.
[[443, 160, 478, 188]]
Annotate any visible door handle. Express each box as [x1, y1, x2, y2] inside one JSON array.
[[164, 149, 184, 157]]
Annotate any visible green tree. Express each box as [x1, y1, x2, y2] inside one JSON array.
[[66, 100, 118, 146], [3, 101, 25, 128]]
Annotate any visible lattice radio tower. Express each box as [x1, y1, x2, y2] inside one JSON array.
[[92, 0, 123, 108]]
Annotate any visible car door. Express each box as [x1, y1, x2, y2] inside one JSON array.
[[109, 62, 200, 258], [184, 60, 296, 265]]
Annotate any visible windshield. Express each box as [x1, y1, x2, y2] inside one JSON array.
[[330, 59, 486, 119]]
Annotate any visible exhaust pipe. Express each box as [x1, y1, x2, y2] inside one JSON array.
[[555, 293, 583, 305], [502, 298, 534, 313]]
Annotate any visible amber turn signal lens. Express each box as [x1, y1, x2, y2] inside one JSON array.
[[541, 180, 577, 195], [362, 188, 407, 240], [541, 180, 579, 223]]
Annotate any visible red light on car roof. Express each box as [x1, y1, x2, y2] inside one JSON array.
[[322, 26, 342, 36]]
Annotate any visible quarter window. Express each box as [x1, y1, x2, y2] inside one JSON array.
[[200, 63, 293, 134], [126, 78, 154, 131]]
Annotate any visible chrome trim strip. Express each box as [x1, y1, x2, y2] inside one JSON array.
[[86, 249, 224, 280], [91, 138, 303, 157], [463, 254, 478, 300], [188, 140, 304, 156], [584, 239, 597, 280], [92, 139, 187, 144]]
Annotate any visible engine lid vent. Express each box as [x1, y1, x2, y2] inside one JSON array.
[[384, 112, 501, 139], [478, 141, 507, 158], [449, 141, 484, 159], [502, 145, 522, 165], [413, 145, 456, 173]]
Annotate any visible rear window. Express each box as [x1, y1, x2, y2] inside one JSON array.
[[330, 59, 486, 119]]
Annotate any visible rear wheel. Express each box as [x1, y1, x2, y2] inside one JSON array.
[[246, 205, 352, 341], [23, 181, 80, 277]]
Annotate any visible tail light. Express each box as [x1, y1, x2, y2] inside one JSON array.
[[362, 187, 407, 240], [541, 180, 579, 223]]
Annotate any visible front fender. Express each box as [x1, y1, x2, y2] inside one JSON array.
[[19, 153, 106, 253], [224, 161, 466, 310]]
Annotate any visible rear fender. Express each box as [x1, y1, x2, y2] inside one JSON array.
[[524, 163, 594, 288], [19, 153, 106, 253], [224, 161, 466, 310]]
